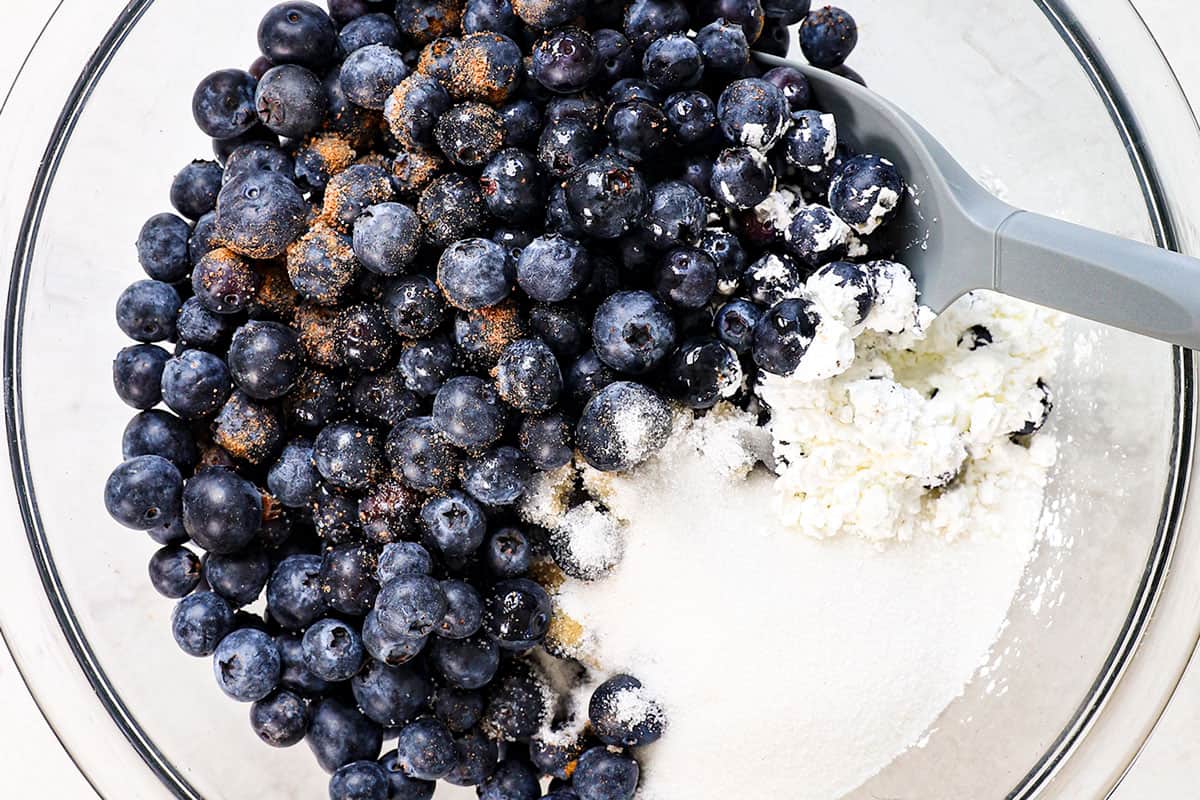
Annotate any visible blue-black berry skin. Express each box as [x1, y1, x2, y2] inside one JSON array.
[[250, 689, 310, 748], [352, 372, 421, 426], [419, 490, 487, 558], [324, 165, 395, 233], [302, 616, 366, 681], [254, 63, 328, 139], [656, 247, 717, 309], [314, 421, 384, 490], [432, 376, 507, 453], [563, 155, 648, 240], [330, 760, 390, 800], [714, 298, 764, 353], [623, 0, 691, 51], [386, 74, 453, 150], [593, 28, 635, 83], [104, 455, 182, 530], [213, 390, 285, 465], [148, 545, 201, 599], [603, 100, 670, 163], [176, 297, 233, 352], [572, 747, 639, 800], [116, 279, 180, 343], [307, 697, 385, 773], [375, 573, 449, 639], [480, 149, 545, 225], [447, 32, 524, 104], [340, 12, 402, 52], [444, 729, 499, 787], [642, 33, 703, 91], [181, 466, 263, 554], [513, 0, 586, 30], [205, 546, 272, 607], [486, 527, 532, 578], [275, 632, 333, 696], [663, 90, 716, 145], [710, 146, 775, 209], [434, 102, 507, 169], [378, 749, 438, 800], [363, 609, 428, 667], [172, 591, 236, 657], [663, 338, 742, 409], [123, 409, 198, 469], [495, 338, 563, 412], [258, 2, 340, 71], [529, 304, 587, 357], [462, 446, 533, 507], [499, 99, 542, 147], [589, 674, 664, 746], [695, 18, 750, 73], [267, 438, 319, 508], [537, 115, 601, 178], [341, 44, 410, 110], [799, 5, 858, 68], [228, 320, 305, 400], [464, 0, 520, 38], [752, 297, 820, 376], [137, 213, 192, 281], [267, 554, 327, 630], [477, 758, 540, 800], [576, 381, 671, 471], [438, 579, 485, 639], [192, 69, 259, 139], [828, 154, 904, 234], [418, 174, 491, 246], [387, 415, 461, 492], [532, 28, 600, 94], [321, 542, 382, 615], [763, 64, 813, 111], [592, 290, 677, 374], [352, 660, 432, 728], [641, 180, 705, 248], [394, 717, 457, 781], [697, 0, 764, 42], [213, 627, 281, 702], [785, 203, 849, 267], [783, 109, 837, 172], [215, 171, 309, 260], [518, 413, 573, 469], [433, 688, 486, 733], [717, 77, 790, 151], [377, 542, 434, 582], [382, 276, 445, 338], [483, 578, 551, 650], [764, 0, 812, 24], [171, 160, 223, 221], [113, 344, 169, 410], [426, 633, 500, 689]]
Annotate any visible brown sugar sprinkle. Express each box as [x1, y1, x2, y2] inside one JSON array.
[[251, 260, 299, 321], [286, 223, 360, 305], [415, 33, 459, 73], [320, 166, 394, 232], [294, 303, 343, 369], [392, 147, 444, 198], [529, 558, 566, 591], [260, 492, 284, 523], [446, 32, 521, 104], [213, 393, 282, 465], [546, 611, 585, 653], [303, 133, 357, 176], [197, 441, 237, 471], [355, 152, 391, 171], [457, 300, 528, 365]]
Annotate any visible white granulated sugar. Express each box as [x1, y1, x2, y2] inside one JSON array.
[[547, 277, 1062, 799]]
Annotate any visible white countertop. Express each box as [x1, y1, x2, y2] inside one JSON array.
[[1, 2, 1197, 798]]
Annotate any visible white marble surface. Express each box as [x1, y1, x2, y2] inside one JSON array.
[[1, 2, 1198, 798]]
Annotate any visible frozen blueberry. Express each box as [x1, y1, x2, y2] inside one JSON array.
[[112, 344, 169, 410], [340, 12, 401, 52], [563, 155, 648, 239], [623, 0, 691, 50], [213, 628, 280, 702], [123, 409, 198, 469], [589, 674, 665, 746], [752, 297, 820, 376], [204, 546, 271, 607], [718, 78, 790, 151], [642, 33, 702, 91], [427, 633, 501, 689], [576, 381, 672, 471], [192, 69, 259, 139], [377, 542, 434, 582], [828, 154, 904, 235], [375, 574, 449, 639], [397, 338, 457, 396], [419, 490, 487, 558], [696, 18, 749, 73], [572, 747, 639, 800], [432, 376, 507, 453], [512, 0, 585, 30], [381, 275, 444, 336], [171, 591, 235, 657], [307, 697, 385, 773], [710, 146, 775, 209], [480, 149, 545, 224], [763, 65, 813, 111], [799, 5, 857, 68], [363, 610, 429, 666], [302, 617, 365, 682], [603, 100, 670, 163], [656, 247, 717, 309], [266, 554, 326, 630], [148, 545, 201, 599], [137, 213, 192, 282], [215, 171, 308, 259], [251, 689, 310, 748], [592, 290, 676, 374], [783, 110, 837, 172], [785, 203, 851, 267], [329, 761, 389, 800], [182, 467, 263, 554], [714, 298, 764, 353], [518, 413, 573, 469], [104, 455, 182, 530]]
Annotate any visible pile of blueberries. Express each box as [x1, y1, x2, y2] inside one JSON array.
[[105, 1, 884, 798]]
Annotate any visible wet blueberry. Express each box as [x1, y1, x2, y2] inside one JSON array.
[[663, 338, 743, 408]]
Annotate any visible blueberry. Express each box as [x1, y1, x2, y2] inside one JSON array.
[[1012, 379, 1053, 438], [432, 376, 507, 453], [360, 479, 423, 544], [463, 447, 534, 508], [529, 304, 587, 358], [710, 146, 775, 209], [958, 324, 994, 351], [182, 467, 263, 554], [192, 69, 259, 139], [363, 609, 429, 666], [537, 116, 602, 178], [340, 44, 410, 111], [433, 103, 506, 170], [696, 18, 750, 73], [696, 0, 764, 42], [213, 390, 285, 464], [447, 32, 524, 104], [692, 230, 744, 297], [284, 369, 347, 428], [813, 260, 875, 323], [112, 344, 169, 410], [438, 579, 484, 640], [210, 125, 280, 165], [394, 718, 457, 780], [226, 320, 305, 401], [104, 455, 182, 530], [254, 64, 328, 139], [377, 542, 434, 582], [352, 372, 420, 427], [495, 338, 562, 413], [215, 171, 308, 259], [464, 0, 520, 37], [664, 338, 743, 409], [276, 632, 333, 696], [642, 33, 702, 91], [485, 663, 549, 741], [419, 490, 487, 558], [416, 36, 460, 83], [656, 247, 717, 309], [485, 527, 531, 578], [287, 225, 361, 305], [476, 758, 539, 800], [171, 591, 236, 657], [642, 180, 705, 248], [763, 65, 812, 111], [251, 689, 310, 748], [480, 578, 550, 651], [828, 154, 904, 235], [136, 213, 192, 282], [175, 299, 229, 354], [324, 164, 395, 233], [517, 413, 572, 469], [308, 697, 385, 773], [396, 339, 457, 398], [192, 247, 261, 315], [434, 688, 486, 733], [427, 633, 501, 689], [258, 2, 339, 70], [718, 78, 790, 151], [395, 0, 463, 45], [380, 275, 443, 337], [592, 290, 676, 374], [499, 99, 542, 147], [444, 729, 499, 787], [330, 761, 389, 800], [340, 12, 402, 52], [321, 543, 382, 615], [313, 482, 362, 543], [743, 251, 804, 305], [378, 751, 437, 800], [170, 159, 223, 221], [783, 109, 837, 173], [123, 410, 198, 469], [752, 297, 820, 375], [530, 27, 599, 94], [213, 628, 280, 702], [756, 12, 791, 55], [593, 28, 635, 83], [660, 90, 715, 145], [530, 731, 586, 780], [607, 77, 661, 104], [385, 74, 453, 150], [417, 173, 489, 247], [623, 0, 690, 50], [303, 617, 365, 681], [267, 553, 327, 630], [763, 0, 811, 24], [148, 545, 201, 599], [679, 154, 713, 198], [576, 381, 672, 471], [311, 421, 382, 490], [714, 298, 764, 354], [784, 203, 850, 266], [205, 546, 271, 607], [799, 5, 857, 68], [115, 280, 180, 343], [563, 155, 648, 240], [481, 149, 545, 224], [189, 210, 223, 266], [572, 747, 639, 800], [603, 100, 670, 163], [148, 515, 191, 546], [375, 574, 448, 638], [512, 0, 585, 30]]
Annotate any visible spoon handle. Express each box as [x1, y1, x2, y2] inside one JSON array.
[[994, 210, 1200, 349]]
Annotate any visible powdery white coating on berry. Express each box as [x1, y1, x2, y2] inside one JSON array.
[[786, 292, 856, 384], [820, 113, 838, 167], [749, 253, 802, 299], [750, 187, 802, 237]]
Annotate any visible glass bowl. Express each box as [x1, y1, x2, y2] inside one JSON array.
[[2, 1, 1200, 798]]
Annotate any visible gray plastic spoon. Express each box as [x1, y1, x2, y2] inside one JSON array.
[[761, 54, 1200, 348]]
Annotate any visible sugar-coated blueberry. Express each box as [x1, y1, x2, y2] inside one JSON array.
[[215, 171, 308, 260], [320, 543, 382, 615], [828, 154, 904, 235], [589, 674, 665, 746], [785, 203, 851, 267], [783, 109, 838, 173], [386, 74, 453, 150], [495, 338, 563, 413], [513, 0, 586, 30], [576, 380, 672, 471]]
